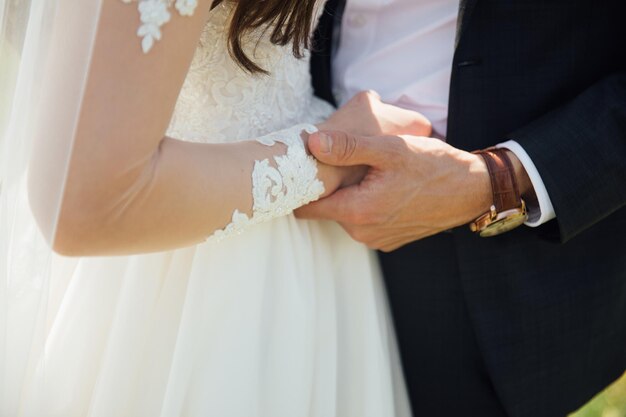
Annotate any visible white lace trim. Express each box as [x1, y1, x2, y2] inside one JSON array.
[[208, 124, 325, 243], [122, 0, 199, 53]]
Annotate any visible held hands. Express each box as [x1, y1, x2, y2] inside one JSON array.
[[301, 92, 535, 251], [296, 131, 495, 252], [313, 90, 435, 199]]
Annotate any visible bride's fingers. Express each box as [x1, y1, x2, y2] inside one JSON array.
[[294, 186, 361, 222], [381, 103, 432, 137], [404, 111, 433, 136]]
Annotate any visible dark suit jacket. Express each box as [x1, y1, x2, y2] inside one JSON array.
[[311, 1, 626, 416]]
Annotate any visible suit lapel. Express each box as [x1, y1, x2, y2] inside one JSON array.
[[455, 0, 478, 48]]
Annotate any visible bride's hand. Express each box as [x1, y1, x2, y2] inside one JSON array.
[[317, 90, 433, 138], [317, 162, 368, 198]]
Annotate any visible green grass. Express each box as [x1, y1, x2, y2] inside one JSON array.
[[570, 374, 626, 417]]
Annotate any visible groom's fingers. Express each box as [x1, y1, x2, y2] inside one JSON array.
[[308, 131, 388, 167]]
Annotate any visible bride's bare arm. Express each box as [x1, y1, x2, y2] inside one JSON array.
[[29, 0, 350, 256]]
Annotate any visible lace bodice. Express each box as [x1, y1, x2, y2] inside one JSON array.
[[163, 1, 334, 143]]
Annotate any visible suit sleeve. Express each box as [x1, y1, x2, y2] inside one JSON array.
[[507, 72, 626, 242]]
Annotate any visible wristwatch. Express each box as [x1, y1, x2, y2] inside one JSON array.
[[469, 148, 528, 237]]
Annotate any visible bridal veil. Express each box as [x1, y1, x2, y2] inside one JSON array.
[[1, 1, 103, 414]]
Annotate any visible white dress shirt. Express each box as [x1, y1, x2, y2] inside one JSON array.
[[332, 0, 556, 226]]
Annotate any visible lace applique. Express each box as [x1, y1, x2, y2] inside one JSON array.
[[122, 0, 199, 53], [208, 124, 325, 243], [165, 1, 335, 144]]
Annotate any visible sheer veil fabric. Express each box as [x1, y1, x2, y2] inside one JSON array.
[[0, 1, 412, 416], [0, 1, 103, 414]]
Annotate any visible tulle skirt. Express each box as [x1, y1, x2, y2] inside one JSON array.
[[15, 215, 411, 417]]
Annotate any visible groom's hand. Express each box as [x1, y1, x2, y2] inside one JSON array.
[[296, 131, 498, 251]]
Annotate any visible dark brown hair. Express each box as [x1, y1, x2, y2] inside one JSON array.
[[213, 0, 320, 74]]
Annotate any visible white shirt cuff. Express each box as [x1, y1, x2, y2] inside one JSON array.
[[496, 140, 556, 227]]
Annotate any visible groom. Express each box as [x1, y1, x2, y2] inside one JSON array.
[[303, 1, 626, 416]]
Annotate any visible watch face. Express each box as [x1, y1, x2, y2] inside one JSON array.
[[479, 213, 528, 237]]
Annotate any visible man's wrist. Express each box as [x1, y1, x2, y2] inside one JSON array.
[[469, 146, 537, 212], [467, 148, 531, 236], [496, 141, 556, 226], [504, 149, 538, 206], [466, 152, 494, 221]]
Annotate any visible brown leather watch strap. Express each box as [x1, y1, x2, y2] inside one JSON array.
[[473, 148, 522, 212]]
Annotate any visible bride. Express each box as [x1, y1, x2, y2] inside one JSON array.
[[1, 0, 430, 416]]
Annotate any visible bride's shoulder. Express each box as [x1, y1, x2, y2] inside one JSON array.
[[119, 0, 202, 53]]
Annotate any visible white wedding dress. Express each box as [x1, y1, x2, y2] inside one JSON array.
[[15, 3, 411, 417]]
